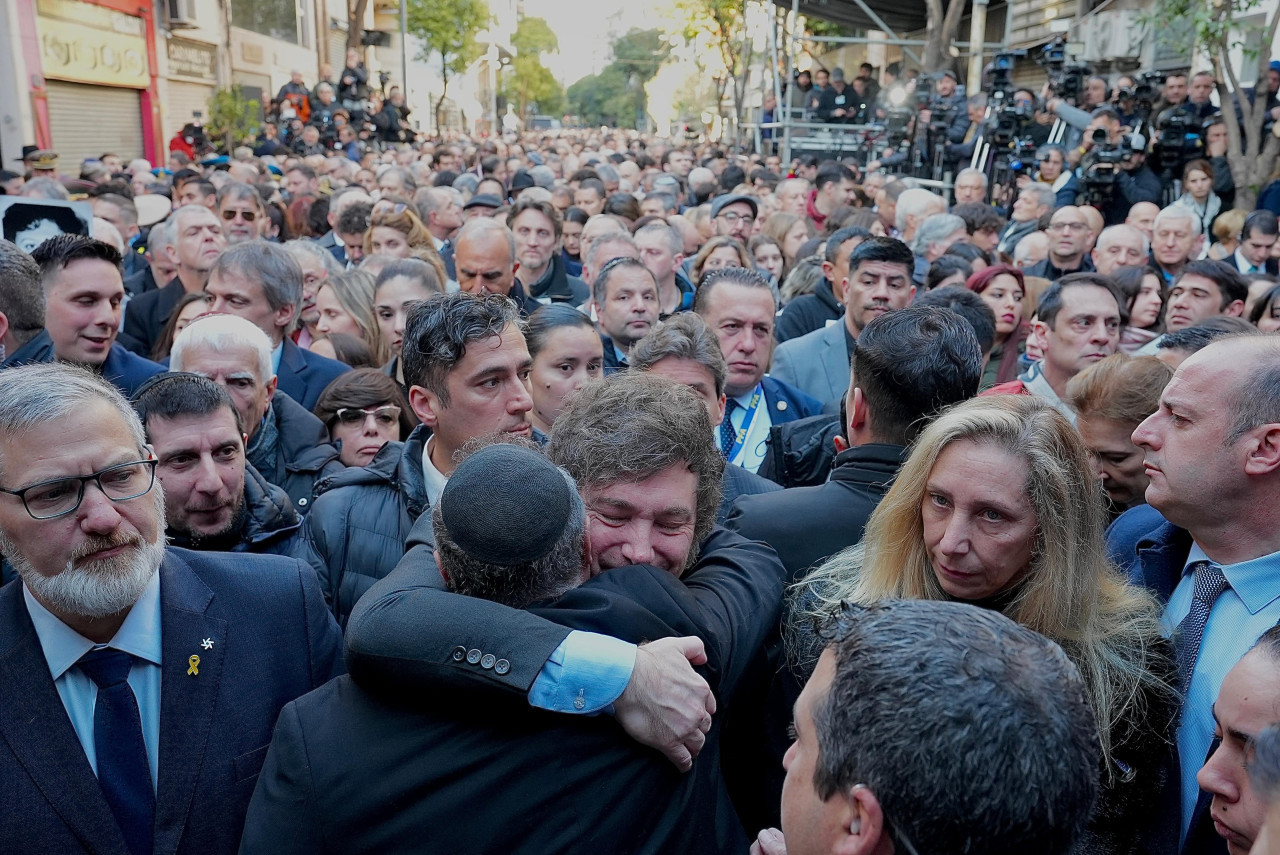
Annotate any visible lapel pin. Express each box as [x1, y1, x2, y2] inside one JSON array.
[[777, 400, 787, 411], [201, 638, 214, 650], [187, 655, 200, 676]]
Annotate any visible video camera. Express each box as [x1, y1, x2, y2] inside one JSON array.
[[1152, 109, 1205, 174], [1116, 71, 1161, 120], [1037, 37, 1091, 102], [1079, 129, 1140, 206], [983, 51, 1032, 146]]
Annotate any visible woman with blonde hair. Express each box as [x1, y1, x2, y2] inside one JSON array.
[[689, 236, 751, 286], [314, 269, 389, 365], [362, 202, 448, 285], [761, 211, 811, 277], [790, 395, 1177, 854]]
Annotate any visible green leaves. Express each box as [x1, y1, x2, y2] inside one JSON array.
[[207, 86, 260, 152]]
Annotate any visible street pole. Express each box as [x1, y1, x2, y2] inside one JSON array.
[[967, 0, 989, 96], [400, 0, 408, 97]]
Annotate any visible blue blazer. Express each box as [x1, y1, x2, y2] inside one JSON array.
[[769, 322, 848, 409], [2, 330, 165, 399], [0, 548, 344, 855], [276, 338, 350, 412], [760, 375, 824, 424], [1105, 503, 1192, 604]]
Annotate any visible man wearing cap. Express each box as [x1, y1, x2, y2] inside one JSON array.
[[710, 194, 757, 244], [463, 194, 503, 221], [24, 150, 59, 178], [243, 427, 782, 853], [816, 68, 866, 124]]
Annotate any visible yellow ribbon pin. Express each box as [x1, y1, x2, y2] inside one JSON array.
[[187, 655, 200, 676]]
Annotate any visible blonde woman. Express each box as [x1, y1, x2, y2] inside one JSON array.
[[363, 202, 449, 286], [314, 270, 389, 365], [790, 395, 1178, 854]]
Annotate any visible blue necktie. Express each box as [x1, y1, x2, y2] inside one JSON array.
[[1173, 561, 1229, 695], [719, 400, 739, 458], [78, 648, 154, 855]]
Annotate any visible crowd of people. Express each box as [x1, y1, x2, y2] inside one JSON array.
[[3, 77, 1280, 854]]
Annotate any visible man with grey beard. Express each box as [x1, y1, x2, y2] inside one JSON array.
[[0, 362, 342, 854]]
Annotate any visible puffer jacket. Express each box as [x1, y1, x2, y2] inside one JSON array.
[[300, 424, 430, 626], [255, 392, 345, 516]]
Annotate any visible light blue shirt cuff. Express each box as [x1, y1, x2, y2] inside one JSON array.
[[527, 630, 636, 714]]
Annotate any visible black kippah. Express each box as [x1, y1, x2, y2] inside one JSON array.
[[439, 444, 573, 565]]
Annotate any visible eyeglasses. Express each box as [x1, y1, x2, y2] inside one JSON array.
[[334, 406, 401, 428], [374, 202, 408, 216], [717, 211, 755, 225], [1048, 222, 1089, 233], [221, 208, 258, 222], [0, 459, 157, 520]]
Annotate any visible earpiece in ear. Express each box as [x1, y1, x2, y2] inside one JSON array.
[[850, 819, 862, 835]]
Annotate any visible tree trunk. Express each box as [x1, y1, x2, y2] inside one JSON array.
[[346, 0, 371, 53], [1211, 2, 1280, 210], [435, 70, 450, 137], [923, 0, 965, 73]]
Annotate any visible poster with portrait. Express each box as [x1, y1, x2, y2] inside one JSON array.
[[0, 197, 92, 254]]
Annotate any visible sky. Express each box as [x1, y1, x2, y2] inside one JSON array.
[[520, 0, 668, 85]]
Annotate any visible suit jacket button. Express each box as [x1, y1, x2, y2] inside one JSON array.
[[480, 653, 496, 670], [494, 659, 510, 675], [297, 497, 308, 507], [451, 646, 467, 662], [466, 648, 482, 664]]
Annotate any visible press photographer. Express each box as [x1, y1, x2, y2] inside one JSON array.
[[1075, 110, 1162, 224]]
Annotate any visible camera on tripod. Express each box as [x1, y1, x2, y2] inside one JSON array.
[[1037, 37, 1090, 102], [1153, 109, 1205, 169]]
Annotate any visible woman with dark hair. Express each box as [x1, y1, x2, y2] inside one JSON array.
[[310, 332, 377, 368], [151, 292, 210, 362], [966, 264, 1028, 389], [262, 201, 290, 242], [603, 192, 641, 225], [1250, 281, 1280, 332], [925, 254, 972, 290], [314, 367, 413, 467], [1173, 158, 1223, 242], [1111, 265, 1167, 352], [286, 194, 318, 239], [525, 304, 603, 435], [561, 206, 589, 275]]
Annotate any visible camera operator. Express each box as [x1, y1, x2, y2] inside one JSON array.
[[1078, 109, 1162, 225], [1150, 72, 1189, 120], [310, 83, 339, 144], [338, 48, 370, 125], [1022, 143, 1079, 206], [944, 94, 989, 172], [1111, 75, 1145, 129], [1014, 89, 1053, 146]]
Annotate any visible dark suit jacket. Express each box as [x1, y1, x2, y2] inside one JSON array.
[[0, 548, 343, 855], [242, 533, 783, 854], [1, 331, 165, 399], [275, 338, 350, 412], [760, 375, 824, 423], [120, 277, 189, 357], [718, 463, 782, 525], [728, 443, 906, 580], [601, 334, 627, 375], [1228, 253, 1279, 276]]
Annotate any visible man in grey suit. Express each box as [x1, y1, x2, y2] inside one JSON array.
[[771, 237, 916, 408]]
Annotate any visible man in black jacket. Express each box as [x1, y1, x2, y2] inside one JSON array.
[[134, 372, 303, 557], [506, 196, 589, 305], [774, 227, 867, 343], [728, 306, 982, 580], [170, 313, 343, 515], [244, 426, 781, 854]]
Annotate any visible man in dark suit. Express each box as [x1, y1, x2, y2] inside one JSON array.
[[0, 363, 343, 855], [592, 257, 660, 375], [771, 237, 917, 411], [729, 306, 982, 580], [120, 205, 226, 358], [242, 441, 781, 854], [1108, 335, 1280, 848], [1231, 210, 1280, 276], [3, 234, 164, 398], [204, 240, 349, 411], [694, 267, 822, 474], [628, 313, 782, 522]]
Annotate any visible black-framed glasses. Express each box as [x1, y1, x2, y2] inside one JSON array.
[[0, 459, 157, 520], [221, 208, 257, 222], [334, 405, 401, 428]]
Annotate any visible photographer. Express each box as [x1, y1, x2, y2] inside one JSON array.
[[1078, 110, 1162, 225], [1111, 76, 1145, 129], [338, 48, 370, 124], [944, 94, 989, 172], [1015, 89, 1053, 146]]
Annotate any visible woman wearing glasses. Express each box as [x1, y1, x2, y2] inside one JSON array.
[[313, 369, 414, 468]]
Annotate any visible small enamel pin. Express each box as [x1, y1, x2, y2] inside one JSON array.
[[201, 638, 214, 650], [187, 655, 200, 676]]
